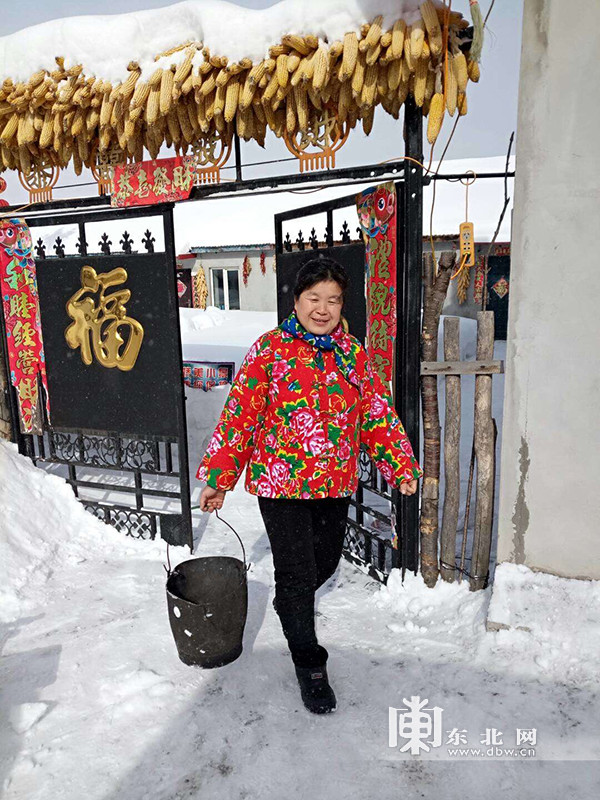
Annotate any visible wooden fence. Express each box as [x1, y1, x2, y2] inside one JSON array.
[[419, 250, 503, 591]]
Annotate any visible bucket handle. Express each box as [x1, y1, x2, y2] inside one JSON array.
[[214, 508, 249, 572], [165, 506, 249, 577]]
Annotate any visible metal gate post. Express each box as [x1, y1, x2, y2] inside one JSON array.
[[163, 206, 194, 551], [395, 96, 424, 576]]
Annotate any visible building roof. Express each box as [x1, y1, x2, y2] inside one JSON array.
[[187, 244, 274, 254]]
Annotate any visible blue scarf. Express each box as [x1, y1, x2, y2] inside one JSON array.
[[279, 310, 361, 388]]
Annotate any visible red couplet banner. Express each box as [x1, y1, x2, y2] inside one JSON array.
[[356, 182, 398, 394], [111, 155, 195, 207], [0, 218, 50, 433]]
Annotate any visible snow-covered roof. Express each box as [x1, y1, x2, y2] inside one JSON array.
[[0, 0, 480, 176], [188, 243, 275, 254]]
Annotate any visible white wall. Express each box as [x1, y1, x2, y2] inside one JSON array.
[[192, 249, 276, 312], [496, 0, 600, 580]]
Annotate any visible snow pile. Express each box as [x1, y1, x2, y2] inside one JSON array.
[[180, 307, 277, 363], [179, 304, 227, 332], [372, 563, 600, 693], [487, 562, 600, 690], [0, 0, 440, 84], [0, 440, 161, 624]]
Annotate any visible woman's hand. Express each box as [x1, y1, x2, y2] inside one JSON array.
[[199, 485, 226, 513], [399, 479, 418, 496]]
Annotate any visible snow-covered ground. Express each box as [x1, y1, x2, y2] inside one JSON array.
[[1, 308, 600, 798], [1, 437, 600, 799]]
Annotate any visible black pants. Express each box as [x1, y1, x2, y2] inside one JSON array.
[[257, 495, 351, 669]]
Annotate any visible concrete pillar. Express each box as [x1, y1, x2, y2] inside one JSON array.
[[494, 0, 600, 589]]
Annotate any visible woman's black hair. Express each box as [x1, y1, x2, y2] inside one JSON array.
[[293, 256, 349, 302]]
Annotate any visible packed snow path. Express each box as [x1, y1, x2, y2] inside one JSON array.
[[1, 441, 599, 798]]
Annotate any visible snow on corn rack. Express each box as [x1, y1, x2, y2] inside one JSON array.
[[0, 0, 482, 176]]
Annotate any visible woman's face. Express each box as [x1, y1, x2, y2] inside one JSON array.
[[294, 279, 344, 336]]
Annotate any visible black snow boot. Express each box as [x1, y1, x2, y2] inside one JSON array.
[[294, 661, 337, 714]]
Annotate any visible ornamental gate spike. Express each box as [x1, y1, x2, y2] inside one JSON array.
[[76, 233, 88, 256], [53, 236, 65, 258], [120, 231, 134, 254], [142, 229, 155, 253], [35, 238, 46, 260], [340, 221, 351, 244], [99, 233, 112, 255]]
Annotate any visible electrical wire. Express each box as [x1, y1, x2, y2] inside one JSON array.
[[484, 0, 496, 27]]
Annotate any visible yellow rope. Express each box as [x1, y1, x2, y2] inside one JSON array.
[[0, 202, 39, 219]]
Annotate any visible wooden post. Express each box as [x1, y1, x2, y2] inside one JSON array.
[[440, 317, 461, 582], [470, 310, 495, 591], [420, 250, 456, 587]]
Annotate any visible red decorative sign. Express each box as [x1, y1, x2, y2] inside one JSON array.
[[183, 360, 234, 391], [474, 254, 485, 305], [356, 182, 397, 394], [0, 218, 50, 433], [111, 155, 195, 207]]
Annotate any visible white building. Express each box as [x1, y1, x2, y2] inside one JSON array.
[[180, 244, 276, 311]]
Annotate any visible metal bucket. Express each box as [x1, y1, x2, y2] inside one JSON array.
[[166, 511, 248, 668]]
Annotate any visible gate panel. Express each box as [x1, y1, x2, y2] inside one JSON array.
[[37, 252, 181, 437], [8, 204, 192, 548], [274, 181, 421, 583], [275, 243, 366, 341]]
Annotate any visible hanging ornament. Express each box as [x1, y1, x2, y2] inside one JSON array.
[[190, 132, 232, 185], [18, 156, 60, 204], [91, 143, 126, 196], [192, 264, 208, 309], [0, 176, 8, 207], [242, 255, 252, 286], [283, 106, 349, 173], [260, 252, 266, 275], [452, 171, 476, 304]]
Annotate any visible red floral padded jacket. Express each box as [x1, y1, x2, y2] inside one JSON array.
[[196, 326, 423, 499]]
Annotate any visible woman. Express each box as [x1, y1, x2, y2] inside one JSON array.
[[197, 256, 422, 714]]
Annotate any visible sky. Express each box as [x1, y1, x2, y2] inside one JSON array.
[[0, 0, 523, 248]]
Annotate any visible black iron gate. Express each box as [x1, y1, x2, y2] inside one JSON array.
[[274, 170, 423, 582], [4, 203, 192, 547]]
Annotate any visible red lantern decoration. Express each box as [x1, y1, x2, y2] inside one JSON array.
[[260, 251, 266, 275], [0, 175, 8, 206]]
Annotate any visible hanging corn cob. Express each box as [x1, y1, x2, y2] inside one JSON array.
[[0, 4, 480, 174]]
